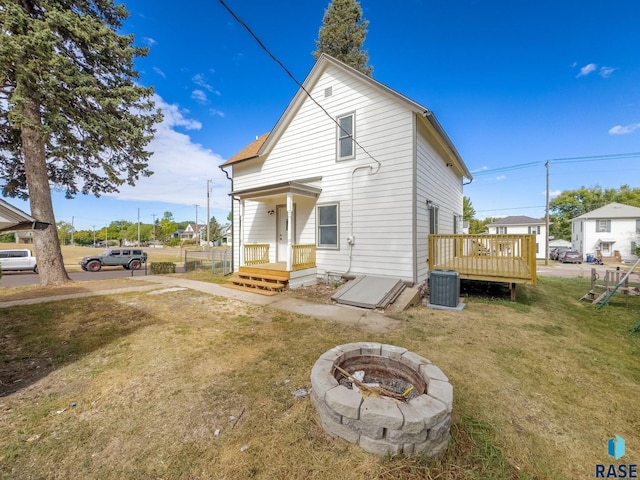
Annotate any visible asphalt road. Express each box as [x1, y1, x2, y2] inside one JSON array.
[[0, 266, 154, 288]]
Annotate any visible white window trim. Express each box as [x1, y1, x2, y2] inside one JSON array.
[[429, 206, 439, 235], [316, 203, 339, 249], [336, 112, 355, 161]]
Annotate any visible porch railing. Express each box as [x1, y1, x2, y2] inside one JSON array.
[[428, 234, 537, 284], [244, 243, 270, 265], [292, 244, 316, 271]]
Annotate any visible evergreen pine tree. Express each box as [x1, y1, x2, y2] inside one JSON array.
[[313, 0, 373, 76], [0, 1, 162, 285]]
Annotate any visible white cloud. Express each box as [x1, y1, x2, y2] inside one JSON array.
[[193, 74, 221, 96], [191, 89, 208, 104], [143, 37, 157, 46], [153, 67, 166, 78], [209, 109, 225, 118], [608, 122, 640, 135], [599, 66, 616, 78], [576, 63, 597, 78], [471, 165, 489, 173], [495, 175, 506, 181], [107, 95, 229, 211]]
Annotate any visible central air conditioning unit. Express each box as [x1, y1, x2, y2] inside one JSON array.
[[429, 270, 460, 308]]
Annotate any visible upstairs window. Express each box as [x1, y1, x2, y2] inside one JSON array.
[[528, 226, 540, 235], [337, 113, 355, 160], [597, 219, 611, 233], [429, 206, 439, 234], [497, 226, 507, 234]]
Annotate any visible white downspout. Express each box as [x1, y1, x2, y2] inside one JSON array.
[[239, 199, 245, 267]]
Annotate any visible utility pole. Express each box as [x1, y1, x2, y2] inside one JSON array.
[[137, 208, 141, 247], [206, 179, 212, 250], [545, 161, 550, 266], [71, 216, 74, 246], [152, 214, 156, 242], [193, 204, 199, 246], [92, 225, 96, 248]]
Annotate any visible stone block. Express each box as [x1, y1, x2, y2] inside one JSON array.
[[397, 402, 425, 434], [386, 427, 428, 444], [420, 363, 449, 383], [415, 436, 449, 457], [380, 344, 408, 361], [401, 351, 431, 371], [318, 346, 345, 363], [410, 394, 447, 429], [335, 343, 363, 360], [402, 443, 415, 455], [326, 385, 363, 419], [359, 435, 403, 456], [428, 416, 451, 442], [359, 342, 382, 356], [310, 359, 338, 399], [311, 389, 342, 424], [342, 417, 384, 440], [360, 396, 404, 429], [427, 380, 453, 413], [319, 414, 360, 444]]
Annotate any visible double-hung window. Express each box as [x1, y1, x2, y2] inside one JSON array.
[[429, 206, 439, 234], [317, 204, 339, 248], [337, 113, 355, 160], [528, 226, 540, 235], [497, 226, 507, 234]]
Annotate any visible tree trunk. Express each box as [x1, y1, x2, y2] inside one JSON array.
[[21, 96, 70, 286]]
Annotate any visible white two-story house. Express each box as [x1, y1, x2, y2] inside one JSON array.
[[571, 202, 640, 261], [486, 216, 547, 259], [220, 54, 472, 288]]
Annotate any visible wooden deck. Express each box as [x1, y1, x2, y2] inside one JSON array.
[[429, 234, 537, 299]]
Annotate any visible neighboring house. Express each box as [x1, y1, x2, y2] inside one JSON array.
[[486, 216, 547, 259], [219, 54, 472, 286], [180, 223, 205, 242], [571, 202, 640, 261], [0, 199, 49, 236], [548, 238, 572, 256]]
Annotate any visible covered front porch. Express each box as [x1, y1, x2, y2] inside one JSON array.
[[230, 179, 321, 291]]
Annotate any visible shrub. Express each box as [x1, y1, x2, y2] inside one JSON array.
[[150, 262, 176, 274]]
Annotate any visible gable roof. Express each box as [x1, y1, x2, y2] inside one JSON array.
[[220, 133, 269, 167], [572, 202, 640, 220], [487, 215, 545, 226], [220, 54, 471, 179], [0, 199, 47, 233]]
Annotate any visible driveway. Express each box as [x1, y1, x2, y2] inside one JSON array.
[[537, 261, 625, 279]]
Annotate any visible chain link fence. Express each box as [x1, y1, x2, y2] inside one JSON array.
[[184, 248, 232, 275]]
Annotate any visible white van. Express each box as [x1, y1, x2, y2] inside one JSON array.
[[0, 249, 38, 273]]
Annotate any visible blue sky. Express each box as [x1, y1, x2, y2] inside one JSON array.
[[6, 0, 640, 231]]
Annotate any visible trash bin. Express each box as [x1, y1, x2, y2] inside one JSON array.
[[586, 254, 593, 263]]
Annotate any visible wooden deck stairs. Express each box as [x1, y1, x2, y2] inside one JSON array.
[[223, 265, 290, 296]]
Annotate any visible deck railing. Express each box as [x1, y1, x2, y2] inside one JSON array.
[[292, 244, 316, 271], [428, 234, 537, 284], [244, 243, 270, 265]]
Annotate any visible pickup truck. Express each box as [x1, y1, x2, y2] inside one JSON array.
[[80, 248, 147, 272], [0, 249, 38, 273]]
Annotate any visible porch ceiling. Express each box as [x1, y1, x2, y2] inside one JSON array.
[[231, 179, 322, 200]]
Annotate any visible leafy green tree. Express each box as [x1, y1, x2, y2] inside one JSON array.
[[0, 1, 162, 285], [56, 221, 74, 245], [313, 0, 372, 76], [549, 185, 640, 240], [72, 229, 94, 246], [208, 216, 223, 243], [0, 233, 15, 243], [463, 196, 476, 223], [158, 211, 176, 243], [469, 217, 500, 234]]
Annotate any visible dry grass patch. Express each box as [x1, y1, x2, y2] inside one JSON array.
[[0, 277, 638, 479]]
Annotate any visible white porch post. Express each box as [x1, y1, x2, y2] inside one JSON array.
[[239, 199, 245, 267], [286, 192, 293, 271]]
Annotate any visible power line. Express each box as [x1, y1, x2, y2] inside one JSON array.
[[217, 0, 381, 171]]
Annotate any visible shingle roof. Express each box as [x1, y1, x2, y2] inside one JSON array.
[[572, 202, 640, 220], [487, 215, 544, 226], [220, 133, 270, 167]]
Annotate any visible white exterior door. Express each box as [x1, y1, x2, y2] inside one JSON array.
[[277, 204, 295, 262]]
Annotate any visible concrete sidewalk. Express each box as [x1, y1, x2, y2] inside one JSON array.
[[0, 276, 402, 334]]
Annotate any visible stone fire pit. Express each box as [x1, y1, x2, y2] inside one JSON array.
[[310, 342, 452, 456]]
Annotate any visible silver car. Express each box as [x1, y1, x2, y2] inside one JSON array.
[[558, 251, 582, 264]]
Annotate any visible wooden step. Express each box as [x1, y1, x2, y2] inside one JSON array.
[[221, 284, 279, 296], [229, 277, 286, 291], [236, 272, 290, 282]]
